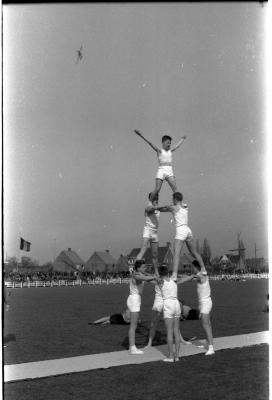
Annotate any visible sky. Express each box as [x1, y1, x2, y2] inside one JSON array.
[[3, 2, 269, 264]]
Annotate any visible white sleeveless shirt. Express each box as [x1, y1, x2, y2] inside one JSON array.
[[158, 149, 172, 166], [160, 279, 177, 300], [154, 283, 162, 297], [173, 204, 188, 227], [197, 277, 211, 302], [129, 278, 144, 296], [144, 201, 160, 231]]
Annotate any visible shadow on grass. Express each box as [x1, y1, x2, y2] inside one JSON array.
[[120, 322, 168, 349]]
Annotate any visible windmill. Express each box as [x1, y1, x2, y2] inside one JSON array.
[[228, 233, 246, 272]]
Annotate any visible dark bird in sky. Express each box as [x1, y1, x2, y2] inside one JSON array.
[[76, 46, 83, 63]]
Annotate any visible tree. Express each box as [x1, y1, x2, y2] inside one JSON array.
[[41, 262, 54, 273], [20, 257, 38, 268], [5, 257, 19, 273], [196, 239, 200, 254], [201, 238, 212, 266], [210, 256, 220, 274]]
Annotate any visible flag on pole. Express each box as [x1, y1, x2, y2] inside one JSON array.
[[20, 237, 31, 252]]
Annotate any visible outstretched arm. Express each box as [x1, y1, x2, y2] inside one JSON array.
[[177, 274, 195, 284], [152, 205, 173, 213], [134, 130, 160, 153], [133, 272, 158, 282], [172, 135, 187, 152]]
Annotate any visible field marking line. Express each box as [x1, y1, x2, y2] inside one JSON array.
[[4, 331, 269, 383]]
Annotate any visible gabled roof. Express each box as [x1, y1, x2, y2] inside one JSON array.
[[128, 245, 172, 265], [219, 254, 231, 264], [116, 254, 128, 265], [60, 249, 85, 266], [92, 251, 116, 265]]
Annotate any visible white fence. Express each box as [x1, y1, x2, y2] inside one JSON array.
[[209, 273, 269, 281], [5, 278, 130, 289], [4, 273, 268, 289]]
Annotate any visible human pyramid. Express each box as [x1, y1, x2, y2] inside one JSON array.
[[127, 130, 215, 361]]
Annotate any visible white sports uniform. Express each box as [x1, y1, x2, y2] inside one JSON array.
[[156, 149, 174, 181], [160, 279, 181, 319], [127, 278, 145, 313], [152, 284, 164, 312], [197, 274, 212, 314], [172, 204, 193, 241], [143, 201, 160, 243]]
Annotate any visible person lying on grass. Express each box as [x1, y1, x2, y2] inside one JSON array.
[[90, 309, 131, 325]]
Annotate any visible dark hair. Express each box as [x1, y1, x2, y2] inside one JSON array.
[[173, 192, 183, 202], [148, 192, 158, 200], [158, 264, 169, 277], [192, 260, 201, 270], [134, 259, 145, 270], [162, 135, 172, 143]]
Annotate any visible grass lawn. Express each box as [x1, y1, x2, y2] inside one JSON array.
[[3, 278, 269, 400], [4, 279, 268, 364], [4, 345, 269, 400]]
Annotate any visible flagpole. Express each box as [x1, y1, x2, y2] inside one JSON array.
[[53, 238, 56, 263], [18, 232, 22, 272]]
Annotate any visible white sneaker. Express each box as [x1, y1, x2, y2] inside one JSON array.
[[163, 358, 174, 362], [129, 348, 144, 355], [174, 357, 180, 362], [205, 348, 215, 356]]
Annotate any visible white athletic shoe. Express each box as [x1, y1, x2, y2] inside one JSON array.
[[174, 357, 180, 362], [205, 348, 215, 356], [163, 358, 174, 362], [129, 348, 144, 355]]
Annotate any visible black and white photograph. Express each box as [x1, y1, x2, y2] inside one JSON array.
[[2, 2, 270, 399]]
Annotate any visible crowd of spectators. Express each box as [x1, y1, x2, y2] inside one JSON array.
[[3, 268, 268, 285], [3, 270, 131, 283]]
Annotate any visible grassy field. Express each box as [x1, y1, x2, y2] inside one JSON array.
[[3, 278, 269, 400], [4, 345, 268, 400]]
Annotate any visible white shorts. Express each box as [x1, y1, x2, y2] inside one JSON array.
[[143, 227, 159, 243], [156, 166, 174, 181], [152, 294, 164, 312], [127, 294, 141, 313], [199, 298, 212, 314], [163, 298, 181, 319], [175, 226, 193, 241]]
